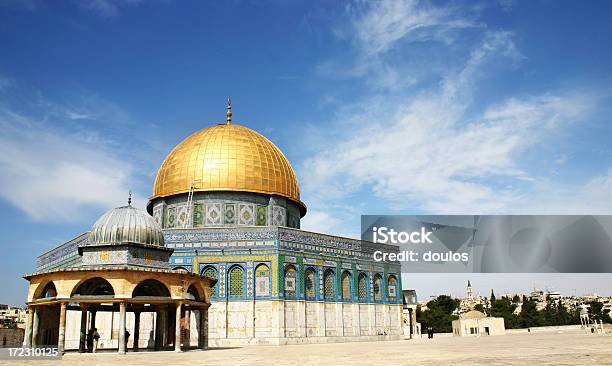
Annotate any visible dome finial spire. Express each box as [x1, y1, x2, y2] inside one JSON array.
[[128, 190, 132, 206], [226, 97, 232, 125]]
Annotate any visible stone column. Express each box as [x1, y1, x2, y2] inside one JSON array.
[[199, 308, 208, 349], [118, 302, 126, 354], [90, 309, 97, 329], [24, 306, 34, 347], [58, 303, 67, 354], [32, 308, 40, 346], [156, 306, 168, 350], [184, 309, 191, 348], [133, 311, 140, 351], [79, 305, 88, 353], [175, 303, 182, 352], [154, 309, 162, 350]]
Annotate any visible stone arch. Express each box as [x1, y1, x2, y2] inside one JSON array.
[[227, 264, 245, 298], [34, 281, 58, 300], [186, 283, 203, 301], [323, 268, 335, 300], [304, 267, 317, 300], [358, 272, 369, 301], [341, 270, 352, 300], [71, 277, 115, 297], [373, 273, 383, 302], [173, 266, 190, 273], [132, 279, 171, 297], [254, 263, 271, 297], [201, 265, 218, 297]]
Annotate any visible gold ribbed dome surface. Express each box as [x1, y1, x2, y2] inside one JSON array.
[[151, 123, 304, 210]]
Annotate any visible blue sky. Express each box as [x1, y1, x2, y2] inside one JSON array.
[[1, 0, 612, 305]]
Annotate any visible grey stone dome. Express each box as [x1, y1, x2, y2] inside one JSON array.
[[87, 205, 165, 248]]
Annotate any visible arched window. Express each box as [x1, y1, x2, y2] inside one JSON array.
[[38, 282, 57, 299], [132, 279, 170, 297], [373, 274, 383, 302], [341, 271, 352, 300], [324, 269, 335, 300], [72, 277, 114, 297], [284, 265, 297, 298], [358, 273, 368, 301], [202, 266, 218, 297], [186, 284, 202, 301], [255, 264, 270, 297], [388, 275, 398, 302], [305, 268, 316, 300], [228, 265, 245, 298]]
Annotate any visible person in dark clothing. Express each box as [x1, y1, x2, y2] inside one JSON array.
[[92, 328, 100, 353], [86, 329, 94, 352], [125, 330, 130, 351]]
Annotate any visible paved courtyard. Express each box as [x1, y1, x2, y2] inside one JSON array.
[[3, 331, 612, 366]]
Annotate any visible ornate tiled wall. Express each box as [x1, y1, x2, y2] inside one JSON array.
[[150, 191, 300, 229], [80, 245, 170, 268], [238, 203, 255, 225], [37, 232, 87, 271]]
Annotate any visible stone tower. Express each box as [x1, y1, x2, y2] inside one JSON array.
[[467, 280, 473, 301]]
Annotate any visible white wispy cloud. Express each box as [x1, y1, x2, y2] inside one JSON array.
[[0, 91, 150, 222], [299, 1, 607, 235], [350, 0, 478, 56], [319, 0, 482, 91]]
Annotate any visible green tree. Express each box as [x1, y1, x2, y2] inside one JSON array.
[[416, 295, 460, 333], [588, 301, 612, 323], [554, 299, 579, 325], [1, 318, 17, 329], [519, 297, 542, 328], [491, 296, 520, 329], [490, 289, 496, 303]]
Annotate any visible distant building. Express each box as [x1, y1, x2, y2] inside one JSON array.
[[459, 280, 487, 313], [452, 310, 505, 337], [0, 305, 27, 329], [467, 281, 473, 301]]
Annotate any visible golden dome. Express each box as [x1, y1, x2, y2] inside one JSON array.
[[150, 122, 305, 214]]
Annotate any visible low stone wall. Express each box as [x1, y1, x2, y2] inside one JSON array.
[[506, 325, 583, 334], [0, 328, 25, 347]]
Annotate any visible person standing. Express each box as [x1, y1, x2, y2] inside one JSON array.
[[92, 328, 100, 353], [125, 330, 130, 351]]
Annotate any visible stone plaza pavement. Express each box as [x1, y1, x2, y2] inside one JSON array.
[[3, 331, 611, 366]]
